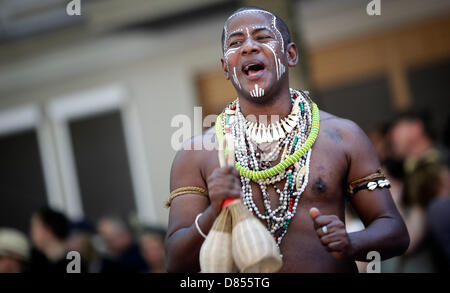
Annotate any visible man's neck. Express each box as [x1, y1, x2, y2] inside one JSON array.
[[238, 85, 292, 124]]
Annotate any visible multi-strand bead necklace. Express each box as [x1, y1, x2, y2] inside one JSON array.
[[219, 89, 320, 247]]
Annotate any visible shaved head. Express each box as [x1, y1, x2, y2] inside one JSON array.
[[221, 6, 291, 54]]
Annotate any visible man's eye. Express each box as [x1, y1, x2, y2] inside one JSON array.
[[230, 40, 241, 47], [257, 36, 270, 40]]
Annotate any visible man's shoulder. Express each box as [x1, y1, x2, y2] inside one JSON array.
[[171, 127, 217, 168], [319, 110, 365, 136], [177, 126, 217, 153], [170, 127, 218, 188], [318, 110, 370, 151], [318, 110, 380, 177]]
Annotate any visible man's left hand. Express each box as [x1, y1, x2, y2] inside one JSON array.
[[309, 207, 352, 260]]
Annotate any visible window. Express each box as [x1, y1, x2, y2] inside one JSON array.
[[69, 111, 136, 223]]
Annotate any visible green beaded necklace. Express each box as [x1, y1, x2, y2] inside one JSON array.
[[216, 100, 320, 182]]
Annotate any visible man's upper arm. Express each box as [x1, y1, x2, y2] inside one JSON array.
[[342, 119, 399, 226], [167, 137, 211, 237]]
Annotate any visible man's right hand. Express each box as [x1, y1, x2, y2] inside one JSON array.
[[206, 166, 242, 216]]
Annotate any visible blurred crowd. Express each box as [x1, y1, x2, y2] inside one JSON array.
[[354, 110, 450, 272], [0, 209, 167, 273]]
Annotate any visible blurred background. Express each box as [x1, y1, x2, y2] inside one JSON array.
[[0, 0, 449, 273]]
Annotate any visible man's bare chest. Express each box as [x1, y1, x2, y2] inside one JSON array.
[[202, 126, 349, 207]]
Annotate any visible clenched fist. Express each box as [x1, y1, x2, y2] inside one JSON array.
[[207, 166, 242, 216], [309, 207, 352, 260]]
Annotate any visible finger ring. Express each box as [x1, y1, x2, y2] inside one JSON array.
[[322, 225, 328, 235]]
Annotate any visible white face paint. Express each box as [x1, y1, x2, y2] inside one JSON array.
[[249, 84, 264, 98], [278, 58, 286, 77], [224, 47, 239, 64], [223, 9, 287, 97], [223, 9, 285, 53], [262, 43, 279, 80], [233, 67, 241, 89], [224, 47, 240, 88]]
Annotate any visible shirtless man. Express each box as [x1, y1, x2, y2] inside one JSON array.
[[165, 7, 409, 273]]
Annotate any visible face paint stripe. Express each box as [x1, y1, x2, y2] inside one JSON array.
[[224, 48, 238, 59], [223, 25, 228, 51], [224, 9, 285, 53], [225, 9, 275, 23], [233, 67, 241, 89], [279, 58, 282, 75], [278, 58, 285, 76], [272, 16, 284, 52], [262, 43, 279, 80], [224, 47, 239, 71], [228, 28, 243, 36], [249, 84, 264, 98]]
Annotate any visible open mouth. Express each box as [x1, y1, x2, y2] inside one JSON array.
[[242, 62, 265, 78]]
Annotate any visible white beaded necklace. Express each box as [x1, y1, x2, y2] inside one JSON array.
[[224, 89, 314, 247]]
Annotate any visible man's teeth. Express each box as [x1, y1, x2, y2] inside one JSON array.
[[245, 64, 255, 72]]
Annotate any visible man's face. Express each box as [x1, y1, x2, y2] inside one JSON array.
[[222, 11, 288, 101]]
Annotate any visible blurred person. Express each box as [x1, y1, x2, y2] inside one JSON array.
[[426, 161, 450, 271], [0, 228, 30, 273], [388, 110, 438, 163], [388, 111, 441, 246], [385, 111, 446, 272], [97, 217, 148, 273], [29, 207, 71, 273], [67, 220, 100, 273], [139, 227, 166, 273], [166, 6, 409, 273]]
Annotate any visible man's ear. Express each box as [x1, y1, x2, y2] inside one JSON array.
[[221, 57, 230, 80], [286, 42, 298, 67]]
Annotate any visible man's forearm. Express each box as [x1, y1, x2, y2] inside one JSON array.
[[348, 216, 410, 262], [165, 206, 218, 272]]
